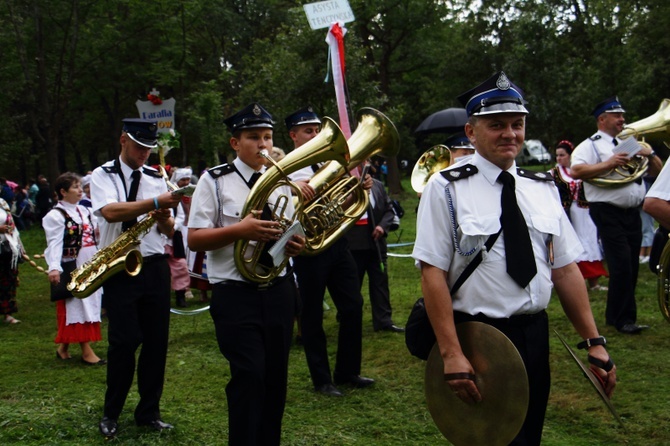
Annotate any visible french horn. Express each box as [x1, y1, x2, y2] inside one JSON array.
[[411, 144, 452, 193], [233, 118, 351, 283], [586, 99, 670, 188]]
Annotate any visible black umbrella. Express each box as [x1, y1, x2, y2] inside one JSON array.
[[414, 108, 468, 135]]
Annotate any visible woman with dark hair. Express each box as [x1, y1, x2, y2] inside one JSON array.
[[43, 172, 105, 364], [551, 140, 609, 290]]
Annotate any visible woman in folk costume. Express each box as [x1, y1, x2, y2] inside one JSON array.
[[551, 140, 609, 291], [43, 172, 106, 364], [0, 197, 23, 324]]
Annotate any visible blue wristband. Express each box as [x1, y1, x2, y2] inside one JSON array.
[[153, 197, 159, 210]]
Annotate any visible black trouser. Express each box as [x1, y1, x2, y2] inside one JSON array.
[[454, 310, 549, 446], [210, 278, 296, 446], [102, 255, 171, 422], [293, 238, 364, 387], [589, 202, 641, 328], [350, 249, 393, 330]]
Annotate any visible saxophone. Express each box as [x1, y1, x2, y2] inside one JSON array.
[[66, 215, 156, 298], [67, 166, 176, 298]]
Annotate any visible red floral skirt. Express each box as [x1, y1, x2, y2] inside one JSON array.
[[54, 300, 102, 344]]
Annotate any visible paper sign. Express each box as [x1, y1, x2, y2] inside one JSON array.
[[303, 0, 355, 30]]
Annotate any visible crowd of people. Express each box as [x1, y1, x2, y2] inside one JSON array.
[[2, 72, 670, 444]]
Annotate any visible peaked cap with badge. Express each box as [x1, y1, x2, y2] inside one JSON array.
[[444, 132, 474, 150], [457, 71, 529, 117], [123, 118, 159, 149], [224, 103, 274, 133], [591, 96, 626, 118], [284, 106, 321, 131]]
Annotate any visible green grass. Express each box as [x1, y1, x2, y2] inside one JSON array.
[[1, 176, 669, 445]]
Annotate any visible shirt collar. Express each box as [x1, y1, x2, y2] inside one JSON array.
[[472, 151, 518, 186], [233, 157, 265, 183], [118, 157, 139, 181]]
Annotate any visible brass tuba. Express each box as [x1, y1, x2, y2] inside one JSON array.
[[67, 165, 176, 298], [411, 145, 452, 193], [586, 99, 670, 188], [233, 118, 351, 283], [657, 233, 670, 323], [300, 107, 400, 255]]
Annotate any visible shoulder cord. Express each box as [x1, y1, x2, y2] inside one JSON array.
[[444, 183, 501, 295], [590, 139, 604, 164], [214, 177, 224, 228], [445, 184, 476, 256]]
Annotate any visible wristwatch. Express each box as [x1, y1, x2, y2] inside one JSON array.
[[577, 336, 607, 350]]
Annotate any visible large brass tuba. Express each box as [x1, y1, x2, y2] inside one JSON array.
[[411, 145, 452, 193], [67, 165, 176, 298], [586, 99, 670, 188], [300, 107, 400, 255], [233, 118, 351, 283], [657, 233, 670, 323]]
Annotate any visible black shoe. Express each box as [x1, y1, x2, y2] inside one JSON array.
[[315, 383, 343, 397], [82, 358, 107, 366], [137, 419, 174, 431], [99, 417, 118, 438], [378, 324, 405, 333], [176, 297, 187, 308], [617, 323, 649, 334], [334, 374, 375, 388]]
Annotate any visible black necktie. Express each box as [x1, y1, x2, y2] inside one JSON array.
[[122, 170, 142, 232], [612, 138, 619, 146], [247, 171, 275, 269], [497, 171, 537, 288]]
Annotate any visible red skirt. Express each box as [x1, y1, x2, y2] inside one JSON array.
[[577, 260, 609, 280], [54, 300, 102, 344]]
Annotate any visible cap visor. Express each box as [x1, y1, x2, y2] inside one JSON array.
[[473, 103, 529, 116], [127, 133, 158, 149]]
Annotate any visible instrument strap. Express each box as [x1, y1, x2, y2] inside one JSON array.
[[450, 229, 501, 296]]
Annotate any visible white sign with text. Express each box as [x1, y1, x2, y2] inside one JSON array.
[[303, 0, 355, 30]]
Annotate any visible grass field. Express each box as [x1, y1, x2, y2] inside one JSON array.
[[1, 176, 670, 445]]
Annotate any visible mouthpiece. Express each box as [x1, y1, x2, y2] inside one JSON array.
[[260, 149, 269, 158]]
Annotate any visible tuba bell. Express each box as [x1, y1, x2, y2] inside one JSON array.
[[657, 232, 670, 323], [233, 118, 350, 283], [300, 107, 400, 255], [411, 145, 452, 193], [586, 99, 670, 188]]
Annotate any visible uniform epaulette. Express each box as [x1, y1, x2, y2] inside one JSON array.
[[142, 166, 163, 178], [208, 163, 235, 178], [440, 164, 478, 182], [102, 165, 118, 174], [516, 168, 553, 182], [589, 134, 602, 141]]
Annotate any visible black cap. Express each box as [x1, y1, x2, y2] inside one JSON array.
[[444, 132, 474, 150], [457, 71, 529, 117], [284, 106, 321, 131], [224, 103, 274, 133], [591, 96, 625, 118], [122, 118, 158, 148]]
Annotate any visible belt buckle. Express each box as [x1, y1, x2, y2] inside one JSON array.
[[257, 281, 271, 291]]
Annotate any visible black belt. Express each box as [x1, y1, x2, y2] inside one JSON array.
[[143, 254, 169, 265], [454, 309, 546, 327], [215, 270, 293, 291]]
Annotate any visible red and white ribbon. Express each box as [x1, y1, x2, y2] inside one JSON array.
[[326, 22, 351, 138]]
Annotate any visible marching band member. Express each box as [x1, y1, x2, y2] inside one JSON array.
[[92, 118, 181, 438], [413, 72, 615, 444], [188, 103, 305, 445]]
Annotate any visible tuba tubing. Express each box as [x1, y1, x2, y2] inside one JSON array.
[[233, 118, 351, 283], [657, 234, 670, 323], [300, 108, 400, 255], [411, 144, 452, 193]]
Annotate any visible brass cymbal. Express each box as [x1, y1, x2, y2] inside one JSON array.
[[554, 330, 625, 429], [411, 145, 452, 193], [425, 321, 529, 446]]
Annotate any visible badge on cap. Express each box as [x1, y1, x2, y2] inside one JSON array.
[[496, 73, 511, 91]]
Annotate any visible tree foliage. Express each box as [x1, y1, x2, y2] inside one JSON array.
[[1, 0, 669, 190]]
